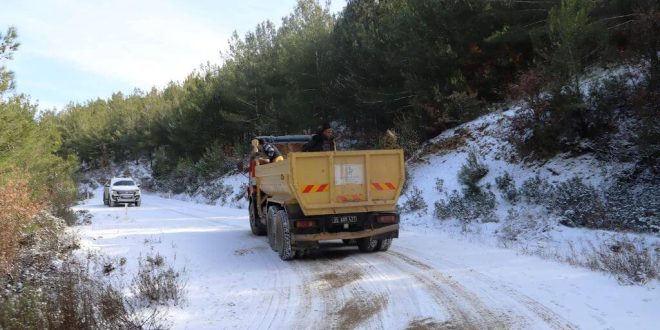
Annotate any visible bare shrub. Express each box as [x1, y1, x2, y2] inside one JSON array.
[[498, 207, 552, 243], [133, 253, 186, 306], [393, 114, 422, 159], [1, 258, 120, 330], [1, 253, 180, 329], [585, 238, 659, 285], [495, 171, 518, 203], [400, 187, 428, 216], [434, 178, 444, 193], [603, 177, 659, 233], [520, 175, 553, 205], [1, 228, 185, 329], [198, 180, 234, 205], [415, 128, 471, 161], [0, 177, 42, 273], [232, 182, 249, 204], [508, 69, 546, 108], [74, 210, 93, 225], [560, 237, 660, 285]]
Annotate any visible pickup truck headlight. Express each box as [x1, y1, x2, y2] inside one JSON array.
[[111, 190, 118, 195]]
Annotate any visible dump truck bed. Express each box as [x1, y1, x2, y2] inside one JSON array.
[[255, 149, 404, 216]]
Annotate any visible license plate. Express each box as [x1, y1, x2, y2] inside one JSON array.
[[331, 215, 358, 224]]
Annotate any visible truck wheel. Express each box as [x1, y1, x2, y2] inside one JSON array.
[[267, 206, 280, 250], [357, 236, 378, 252], [376, 238, 393, 251], [249, 200, 266, 236], [135, 200, 141, 207], [275, 210, 294, 261]]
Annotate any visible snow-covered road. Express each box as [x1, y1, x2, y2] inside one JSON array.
[[73, 191, 658, 329]]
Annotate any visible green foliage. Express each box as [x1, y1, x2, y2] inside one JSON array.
[[510, 92, 594, 158], [520, 175, 554, 205], [0, 26, 19, 96], [550, 177, 606, 228], [169, 159, 198, 195], [0, 85, 77, 221], [495, 171, 518, 203], [544, 0, 604, 97], [400, 186, 428, 215], [434, 189, 497, 224], [196, 143, 229, 180], [458, 149, 488, 196], [47, 0, 657, 177]]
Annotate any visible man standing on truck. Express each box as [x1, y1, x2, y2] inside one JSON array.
[[303, 123, 336, 152], [258, 138, 284, 162]]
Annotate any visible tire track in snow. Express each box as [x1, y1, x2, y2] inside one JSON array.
[[181, 210, 299, 329], [148, 198, 299, 329], [377, 251, 510, 330], [390, 247, 578, 330], [143, 197, 575, 329], [290, 249, 392, 329]]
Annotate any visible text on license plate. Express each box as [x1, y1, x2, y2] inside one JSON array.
[[331, 215, 358, 224]]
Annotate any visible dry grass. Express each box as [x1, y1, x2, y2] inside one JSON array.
[[1, 252, 185, 329], [540, 237, 659, 285], [413, 129, 471, 162], [582, 238, 659, 285], [1, 227, 186, 329], [134, 252, 187, 306]]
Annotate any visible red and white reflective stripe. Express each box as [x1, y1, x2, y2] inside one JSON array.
[[371, 182, 397, 190], [301, 184, 329, 193]]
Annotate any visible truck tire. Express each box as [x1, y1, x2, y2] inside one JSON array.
[[376, 238, 393, 251], [249, 199, 266, 236], [267, 206, 280, 250], [357, 236, 378, 252], [275, 210, 294, 261], [109, 199, 115, 207], [135, 200, 141, 207]]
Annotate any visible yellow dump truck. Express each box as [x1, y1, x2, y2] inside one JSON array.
[[248, 135, 405, 260]]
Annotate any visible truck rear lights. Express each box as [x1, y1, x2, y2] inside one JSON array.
[[376, 215, 397, 224], [295, 220, 317, 228]]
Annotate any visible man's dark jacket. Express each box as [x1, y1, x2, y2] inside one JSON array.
[[303, 134, 335, 152]]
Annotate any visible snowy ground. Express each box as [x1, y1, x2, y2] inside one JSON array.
[[72, 189, 659, 329]]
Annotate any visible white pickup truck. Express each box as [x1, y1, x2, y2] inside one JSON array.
[[103, 177, 141, 207]]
